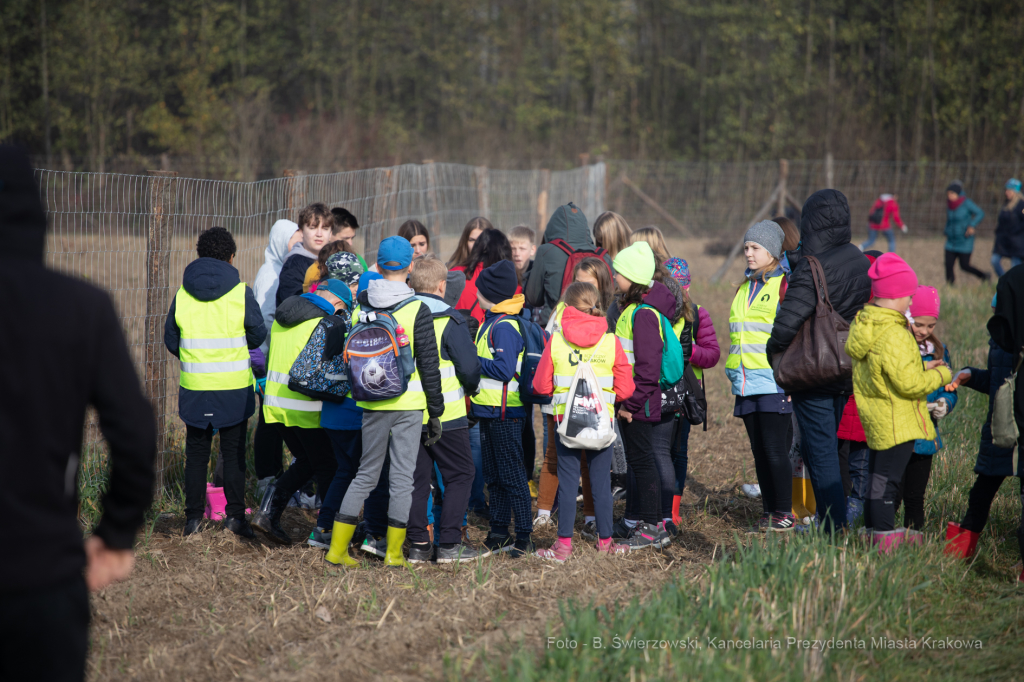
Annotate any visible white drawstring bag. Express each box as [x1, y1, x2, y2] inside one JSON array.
[[556, 338, 617, 450]]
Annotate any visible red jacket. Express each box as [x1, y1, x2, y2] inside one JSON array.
[[535, 306, 634, 419], [836, 394, 866, 442], [452, 262, 523, 324], [868, 195, 904, 231]]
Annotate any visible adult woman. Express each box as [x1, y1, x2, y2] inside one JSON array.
[[943, 180, 988, 284], [452, 228, 518, 324], [398, 219, 431, 259], [992, 179, 1024, 277], [447, 217, 492, 268], [593, 211, 632, 259]]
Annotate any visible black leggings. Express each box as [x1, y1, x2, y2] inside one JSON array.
[[253, 393, 284, 479], [741, 411, 793, 515], [621, 419, 662, 525], [960, 474, 1024, 533], [944, 249, 988, 284], [866, 441, 915, 531], [274, 425, 337, 504], [894, 452, 933, 530], [625, 418, 675, 522]]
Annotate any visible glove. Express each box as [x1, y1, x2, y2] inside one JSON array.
[[249, 348, 266, 375], [425, 417, 443, 447], [900, 224, 908, 234], [928, 398, 948, 420]]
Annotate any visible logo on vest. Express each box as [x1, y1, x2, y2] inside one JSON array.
[[568, 349, 583, 366]]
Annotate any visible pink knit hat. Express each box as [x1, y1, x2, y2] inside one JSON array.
[[909, 285, 940, 320], [867, 253, 918, 299]]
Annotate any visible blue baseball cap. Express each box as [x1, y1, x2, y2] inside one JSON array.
[[377, 236, 414, 270], [357, 271, 383, 295], [316, 278, 352, 309]]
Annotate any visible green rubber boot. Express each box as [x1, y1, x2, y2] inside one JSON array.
[[324, 522, 360, 567], [384, 526, 409, 567]]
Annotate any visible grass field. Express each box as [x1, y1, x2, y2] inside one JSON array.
[[81, 235, 1024, 681]]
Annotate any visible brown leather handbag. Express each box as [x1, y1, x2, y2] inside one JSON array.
[[773, 255, 852, 392]]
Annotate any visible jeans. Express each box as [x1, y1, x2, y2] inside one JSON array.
[[671, 417, 690, 495], [848, 442, 869, 500], [185, 421, 247, 522], [991, 253, 1023, 278], [860, 228, 896, 252], [467, 423, 486, 511], [0, 576, 88, 682], [792, 394, 848, 532], [555, 440, 613, 539]]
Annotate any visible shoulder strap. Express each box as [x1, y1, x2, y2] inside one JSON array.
[[691, 302, 700, 337], [804, 255, 835, 312], [549, 238, 574, 257]]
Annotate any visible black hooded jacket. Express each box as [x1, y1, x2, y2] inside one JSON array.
[[766, 189, 872, 395], [0, 146, 156, 592], [164, 257, 266, 429]]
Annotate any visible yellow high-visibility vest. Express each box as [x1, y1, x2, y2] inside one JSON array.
[[174, 282, 253, 391], [263, 318, 322, 428], [549, 331, 617, 423]]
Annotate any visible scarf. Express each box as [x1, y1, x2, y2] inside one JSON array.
[[948, 195, 967, 211]]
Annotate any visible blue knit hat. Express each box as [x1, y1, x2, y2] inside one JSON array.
[[1007, 178, 1022, 193], [664, 257, 690, 288]]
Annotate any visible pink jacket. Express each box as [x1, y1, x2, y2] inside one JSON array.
[[691, 305, 721, 370]]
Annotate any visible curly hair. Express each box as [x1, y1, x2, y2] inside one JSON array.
[[196, 226, 236, 262]]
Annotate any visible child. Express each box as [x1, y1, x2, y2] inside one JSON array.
[[894, 286, 957, 539], [534, 282, 635, 560], [535, 258, 614, 536], [277, 203, 334, 306], [406, 254, 486, 563], [859, 193, 906, 253], [846, 254, 952, 551], [331, 207, 367, 271], [163, 227, 267, 538], [592, 211, 632, 260], [473, 260, 535, 557], [324, 237, 446, 567], [724, 221, 796, 532], [508, 224, 537, 285]]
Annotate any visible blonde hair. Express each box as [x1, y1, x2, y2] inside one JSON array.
[[508, 224, 536, 244], [563, 282, 603, 317], [593, 211, 632, 258], [409, 253, 448, 293], [631, 226, 670, 263]]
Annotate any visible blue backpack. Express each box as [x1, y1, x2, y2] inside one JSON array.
[[343, 298, 417, 402], [486, 313, 552, 406], [288, 316, 351, 402]]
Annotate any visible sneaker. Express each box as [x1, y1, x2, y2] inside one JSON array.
[[655, 522, 672, 548], [741, 483, 762, 499], [509, 536, 535, 558], [483, 533, 514, 554], [611, 517, 634, 539], [596, 538, 630, 555], [408, 543, 435, 564], [528, 480, 539, 498], [298, 492, 320, 510], [535, 541, 572, 563], [746, 513, 770, 534], [307, 526, 332, 549], [611, 486, 627, 501], [534, 513, 553, 527], [579, 521, 598, 541], [353, 520, 369, 546], [361, 534, 387, 558], [625, 523, 659, 551], [769, 512, 798, 532], [437, 543, 491, 564]]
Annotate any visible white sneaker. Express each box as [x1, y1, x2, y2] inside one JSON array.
[[534, 513, 553, 527], [741, 483, 762, 499]]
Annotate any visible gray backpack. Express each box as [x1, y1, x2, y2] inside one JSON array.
[[991, 350, 1023, 449]]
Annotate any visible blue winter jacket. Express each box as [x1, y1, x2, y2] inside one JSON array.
[[944, 197, 985, 254], [472, 310, 527, 419], [961, 338, 1022, 476], [914, 344, 958, 455]]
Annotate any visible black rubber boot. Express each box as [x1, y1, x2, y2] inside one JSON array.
[[252, 486, 292, 545]]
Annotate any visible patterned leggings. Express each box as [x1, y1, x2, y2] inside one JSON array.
[[480, 417, 533, 538]]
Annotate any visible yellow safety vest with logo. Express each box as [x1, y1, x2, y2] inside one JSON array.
[[422, 314, 467, 424], [354, 300, 428, 411], [471, 317, 525, 411], [614, 303, 664, 367], [550, 331, 617, 423], [174, 282, 253, 391], [264, 318, 322, 428], [725, 275, 784, 395]]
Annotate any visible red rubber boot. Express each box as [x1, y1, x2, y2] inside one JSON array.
[[672, 495, 683, 527], [944, 522, 980, 559]]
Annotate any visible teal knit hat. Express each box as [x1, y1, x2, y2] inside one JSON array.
[[613, 241, 656, 287]]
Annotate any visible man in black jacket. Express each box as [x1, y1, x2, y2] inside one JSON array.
[[766, 189, 871, 533], [0, 146, 156, 681]]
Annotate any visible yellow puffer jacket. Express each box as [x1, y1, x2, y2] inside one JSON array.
[[845, 305, 953, 451]]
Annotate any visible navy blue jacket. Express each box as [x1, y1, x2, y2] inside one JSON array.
[[416, 293, 482, 430], [473, 309, 527, 419], [277, 253, 314, 306], [961, 338, 1021, 477], [164, 257, 266, 429]]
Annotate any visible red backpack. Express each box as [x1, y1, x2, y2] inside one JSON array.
[[548, 238, 612, 296]]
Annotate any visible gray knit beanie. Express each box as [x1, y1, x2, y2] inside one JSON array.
[[744, 220, 785, 260]]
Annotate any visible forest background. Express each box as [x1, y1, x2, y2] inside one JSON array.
[[3, 0, 1023, 180]]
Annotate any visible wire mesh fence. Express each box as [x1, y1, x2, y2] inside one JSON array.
[[39, 161, 605, 484]]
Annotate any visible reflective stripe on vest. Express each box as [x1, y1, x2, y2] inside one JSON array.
[[725, 276, 783, 373], [356, 300, 427, 411], [471, 318, 525, 410], [550, 332, 617, 423], [263, 318, 322, 427], [422, 316, 468, 424], [174, 282, 253, 391], [614, 302, 664, 367]]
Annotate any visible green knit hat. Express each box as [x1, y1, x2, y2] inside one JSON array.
[[613, 241, 656, 287]]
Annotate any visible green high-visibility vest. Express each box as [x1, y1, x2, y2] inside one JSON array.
[[355, 300, 428, 411], [174, 282, 253, 391], [471, 317, 524, 411], [422, 314, 467, 424], [263, 318, 322, 428]]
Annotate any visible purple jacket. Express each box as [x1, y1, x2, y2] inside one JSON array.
[[623, 280, 677, 421], [691, 305, 721, 370]]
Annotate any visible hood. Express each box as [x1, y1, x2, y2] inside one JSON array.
[[0, 145, 48, 262], [541, 202, 593, 249], [846, 305, 908, 361], [182, 257, 241, 301], [799, 189, 852, 256], [274, 294, 328, 328], [364, 278, 415, 309], [880, 194, 894, 202], [640, 280, 676, 319], [286, 241, 318, 262], [561, 306, 611, 347], [660, 273, 686, 325], [445, 270, 467, 307], [415, 293, 461, 323], [264, 220, 298, 270]]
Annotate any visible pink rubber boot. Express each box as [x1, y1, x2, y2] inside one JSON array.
[[872, 528, 906, 554], [204, 484, 227, 520]]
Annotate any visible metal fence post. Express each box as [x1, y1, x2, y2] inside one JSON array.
[[145, 170, 177, 477]]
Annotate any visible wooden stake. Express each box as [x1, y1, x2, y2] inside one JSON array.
[[777, 159, 788, 217], [620, 173, 692, 237], [536, 169, 551, 232], [475, 166, 490, 219], [709, 187, 779, 284]]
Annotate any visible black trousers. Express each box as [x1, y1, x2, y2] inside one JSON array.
[[0, 576, 89, 682], [408, 427, 475, 545], [741, 412, 794, 516], [274, 425, 337, 505], [894, 452, 933, 530], [621, 419, 661, 525], [961, 474, 1024, 532], [944, 249, 988, 284], [253, 393, 284, 479], [185, 421, 248, 522], [865, 441, 915, 531], [522, 405, 536, 481]]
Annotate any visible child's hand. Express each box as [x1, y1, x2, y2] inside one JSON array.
[[617, 408, 633, 423], [946, 368, 971, 391], [928, 398, 949, 420], [925, 359, 947, 371]]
